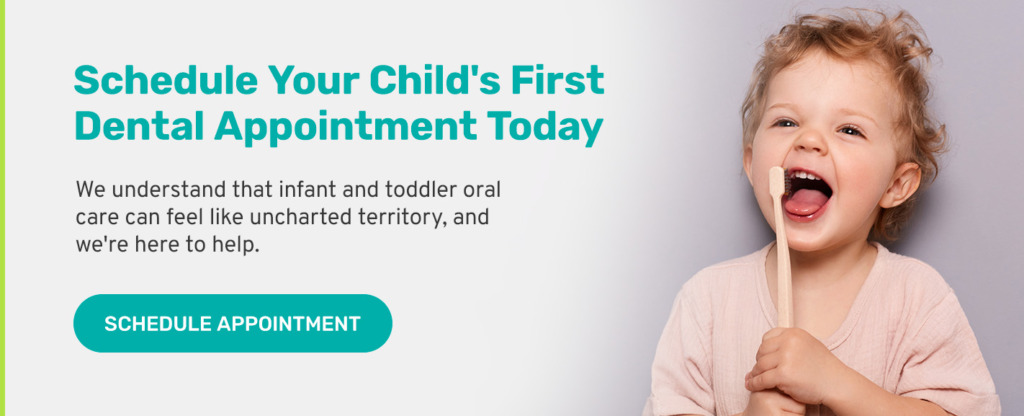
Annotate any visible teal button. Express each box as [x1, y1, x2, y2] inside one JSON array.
[[74, 294, 392, 353]]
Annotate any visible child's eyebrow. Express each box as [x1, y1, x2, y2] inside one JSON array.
[[836, 108, 879, 127], [765, 103, 797, 112]]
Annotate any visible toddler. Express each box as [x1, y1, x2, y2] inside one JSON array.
[[645, 9, 999, 416]]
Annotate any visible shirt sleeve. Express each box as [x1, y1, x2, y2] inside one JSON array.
[[894, 290, 1001, 416], [649, 277, 716, 416]]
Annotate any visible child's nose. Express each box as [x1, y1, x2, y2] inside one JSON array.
[[793, 129, 829, 155]]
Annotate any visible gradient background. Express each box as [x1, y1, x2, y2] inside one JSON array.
[[6, 0, 1023, 414]]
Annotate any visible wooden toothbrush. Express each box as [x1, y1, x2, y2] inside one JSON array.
[[769, 166, 793, 328]]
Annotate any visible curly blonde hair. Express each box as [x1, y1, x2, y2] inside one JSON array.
[[741, 9, 947, 240]]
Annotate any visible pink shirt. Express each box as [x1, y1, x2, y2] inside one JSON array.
[[646, 243, 1000, 416]]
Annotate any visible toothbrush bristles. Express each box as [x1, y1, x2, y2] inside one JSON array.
[[784, 168, 791, 196]]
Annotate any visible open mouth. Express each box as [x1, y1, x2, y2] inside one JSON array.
[[784, 170, 833, 219]]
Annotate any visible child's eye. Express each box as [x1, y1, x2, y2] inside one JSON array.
[[773, 119, 797, 128], [839, 125, 864, 136]]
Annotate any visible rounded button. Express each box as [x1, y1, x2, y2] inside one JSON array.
[[74, 294, 392, 352]]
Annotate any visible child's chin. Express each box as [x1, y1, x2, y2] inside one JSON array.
[[785, 235, 831, 253]]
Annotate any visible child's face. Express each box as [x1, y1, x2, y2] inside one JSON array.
[[743, 49, 920, 253]]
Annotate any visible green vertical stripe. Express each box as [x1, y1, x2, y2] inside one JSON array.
[[2, 0, 7, 410]]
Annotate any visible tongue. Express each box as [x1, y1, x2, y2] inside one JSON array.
[[785, 189, 828, 216]]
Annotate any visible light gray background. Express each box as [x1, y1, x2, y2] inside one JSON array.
[[5, 0, 1022, 414]]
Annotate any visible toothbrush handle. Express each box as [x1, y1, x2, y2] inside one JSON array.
[[774, 202, 793, 328]]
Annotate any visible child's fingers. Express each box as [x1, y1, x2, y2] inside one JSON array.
[[756, 333, 785, 361], [747, 390, 807, 415], [762, 327, 787, 342], [749, 353, 781, 380], [745, 368, 780, 392]]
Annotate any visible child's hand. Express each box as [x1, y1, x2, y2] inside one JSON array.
[[744, 328, 852, 406], [741, 390, 806, 416]]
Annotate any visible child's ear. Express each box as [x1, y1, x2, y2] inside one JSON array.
[[880, 162, 921, 208], [743, 145, 754, 187]]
